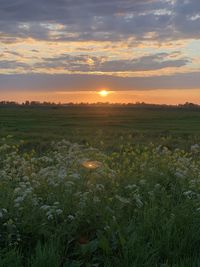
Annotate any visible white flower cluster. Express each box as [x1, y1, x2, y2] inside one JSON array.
[[1, 140, 200, 249], [40, 202, 63, 220], [0, 140, 115, 246]]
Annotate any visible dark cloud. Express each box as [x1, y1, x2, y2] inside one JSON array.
[[0, 0, 199, 42], [35, 52, 189, 72], [1, 52, 188, 72], [173, 0, 200, 39], [0, 72, 199, 91], [96, 53, 189, 72], [0, 59, 29, 69]]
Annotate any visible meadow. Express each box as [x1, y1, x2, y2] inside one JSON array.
[[1, 106, 200, 267], [1, 105, 200, 148]]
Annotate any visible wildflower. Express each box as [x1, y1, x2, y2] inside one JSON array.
[[14, 187, 21, 194], [93, 196, 100, 203], [96, 184, 105, 191], [125, 184, 137, 190], [47, 214, 53, 220], [0, 144, 10, 151], [115, 195, 130, 204], [191, 144, 200, 153], [154, 184, 161, 189], [2, 209, 8, 213], [69, 173, 80, 180], [40, 205, 50, 210], [65, 181, 75, 187], [22, 176, 29, 181], [67, 215, 75, 221], [139, 179, 146, 185], [104, 225, 110, 231], [14, 196, 24, 203], [56, 209, 63, 215], [135, 198, 143, 208], [183, 191, 196, 199]]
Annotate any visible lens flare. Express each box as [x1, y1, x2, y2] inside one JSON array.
[[81, 160, 102, 170]]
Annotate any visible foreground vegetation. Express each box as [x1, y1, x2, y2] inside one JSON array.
[[1, 137, 200, 266]]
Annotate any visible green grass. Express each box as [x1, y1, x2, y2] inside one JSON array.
[[1, 106, 200, 154], [1, 106, 200, 141]]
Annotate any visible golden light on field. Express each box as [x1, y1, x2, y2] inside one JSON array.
[[98, 90, 109, 97]]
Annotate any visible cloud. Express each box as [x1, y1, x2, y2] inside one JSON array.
[[0, 72, 199, 92], [0, 59, 29, 69], [0, 0, 199, 42], [0, 51, 190, 74], [35, 52, 189, 72], [96, 53, 189, 72]]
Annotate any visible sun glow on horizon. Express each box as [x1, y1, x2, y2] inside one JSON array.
[[1, 89, 200, 105], [98, 90, 110, 97]]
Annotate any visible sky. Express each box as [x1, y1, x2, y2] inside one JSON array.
[[0, 0, 200, 104]]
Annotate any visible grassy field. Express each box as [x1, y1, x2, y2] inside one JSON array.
[[1, 106, 200, 267], [1, 106, 200, 148]]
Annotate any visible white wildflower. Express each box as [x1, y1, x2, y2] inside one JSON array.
[[2, 209, 8, 213], [47, 214, 53, 220], [40, 205, 50, 210], [14, 187, 21, 194], [93, 196, 100, 203], [14, 196, 24, 203], [69, 173, 80, 180], [154, 184, 161, 189], [104, 225, 110, 231], [96, 184, 105, 191], [135, 198, 143, 208], [139, 179, 146, 185], [175, 171, 185, 178], [191, 144, 200, 153], [65, 181, 75, 187], [56, 209, 63, 215], [67, 215, 75, 221], [125, 184, 137, 190], [115, 195, 130, 204]]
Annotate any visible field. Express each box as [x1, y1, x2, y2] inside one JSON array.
[[1, 106, 200, 267], [1, 106, 200, 148]]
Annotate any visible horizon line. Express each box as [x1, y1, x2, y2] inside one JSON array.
[[1, 100, 200, 107]]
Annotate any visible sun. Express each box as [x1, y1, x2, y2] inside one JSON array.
[[98, 90, 109, 97]]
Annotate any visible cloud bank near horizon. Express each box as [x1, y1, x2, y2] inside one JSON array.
[[0, 72, 199, 92]]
